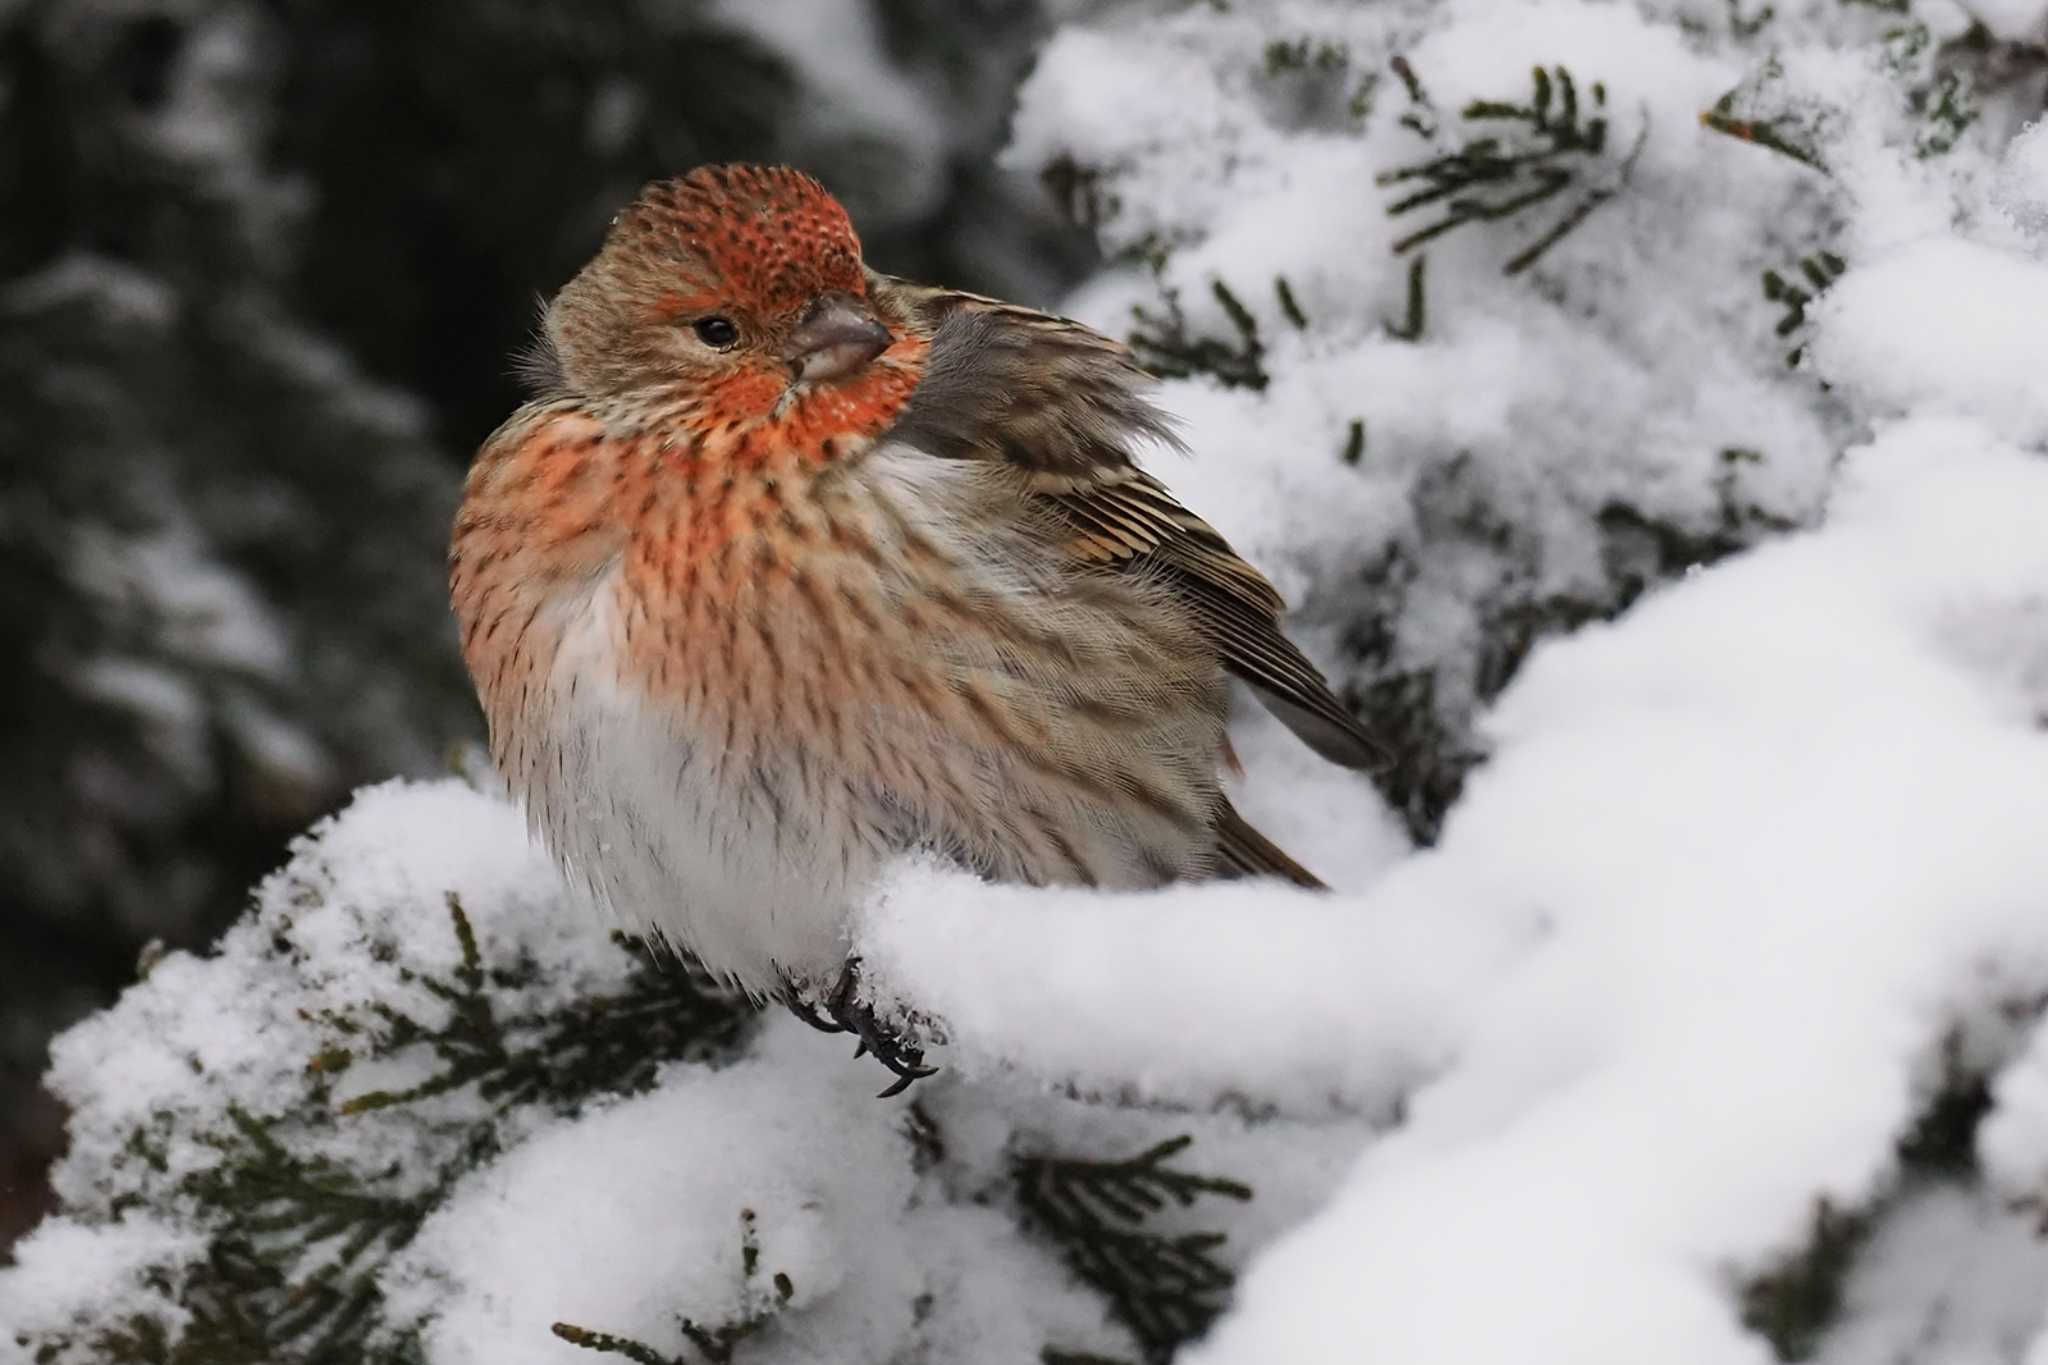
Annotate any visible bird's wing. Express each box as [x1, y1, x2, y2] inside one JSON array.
[[1214, 797, 1326, 888], [876, 275, 1387, 772], [1043, 462, 1387, 771]]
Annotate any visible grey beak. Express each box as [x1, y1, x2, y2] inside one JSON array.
[[785, 295, 892, 383]]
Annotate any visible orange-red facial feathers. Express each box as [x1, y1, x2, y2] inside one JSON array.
[[617, 165, 868, 323], [538, 164, 897, 409]]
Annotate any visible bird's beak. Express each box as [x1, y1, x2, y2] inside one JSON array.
[[785, 294, 892, 383]]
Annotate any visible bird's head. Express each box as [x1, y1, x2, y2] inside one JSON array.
[[539, 165, 917, 438]]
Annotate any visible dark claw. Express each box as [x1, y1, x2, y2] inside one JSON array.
[[786, 998, 846, 1034], [875, 1069, 930, 1100], [824, 958, 939, 1097], [828, 960, 861, 1015], [777, 968, 848, 1035]]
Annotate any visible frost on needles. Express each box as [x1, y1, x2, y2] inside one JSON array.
[[13, 1, 2048, 1363]]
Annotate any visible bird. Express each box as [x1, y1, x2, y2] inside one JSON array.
[[449, 164, 1384, 1093]]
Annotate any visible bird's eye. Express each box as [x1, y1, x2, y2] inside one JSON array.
[[692, 316, 739, 349]]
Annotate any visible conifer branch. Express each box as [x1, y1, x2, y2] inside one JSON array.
[[1761, 250, 1846, 365], [553, 1323, 687, 1365], [1128, 281, 1269, 390], [341, 898, 750, 1115], [554, 1210, 796, 1365], [1274, 276, 1310, 329], [1379, 64, 1642, 274], [49, 897, 756, 1364], [1385, 254, 1428, 340], [1698, 107, 1825, 169], [1018, 1135, 1253, 1365], [1340, 418, 1366, 467]]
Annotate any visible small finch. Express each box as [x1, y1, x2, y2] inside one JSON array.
[[449, 165, 1384, 1090]]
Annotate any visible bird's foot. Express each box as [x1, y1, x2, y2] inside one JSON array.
[[827, 959, 937, 1098], [776, 967, 848, 1035]]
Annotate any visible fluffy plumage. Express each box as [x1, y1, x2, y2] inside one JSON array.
[[448, 165, 1383, 1032]]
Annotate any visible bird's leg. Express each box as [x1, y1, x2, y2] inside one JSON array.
[[826, 958, 938, 1098], [777, 966, 848, 1035]]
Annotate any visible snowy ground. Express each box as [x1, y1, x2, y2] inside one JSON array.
[[9, 0, 2048, 1361]]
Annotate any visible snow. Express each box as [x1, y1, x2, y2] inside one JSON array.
[[7, 777, 1327, 1365], [1967, 0, 2048, 44], [0, 1215, 203, 1357], [705, 0, 948, 231], [1811, 237, 2048, 445], [382, 1033, 913, 1365], [1, 253, 179, 328], [1182, 416, 2048, 1365], [859, 853, 1494, 1116], [1813, 1185, 2048, 1365], [1011, 0, 1857, 802], [25, 776, 634, 1293], [68, 522, 292, 679], [1982, 1015, 2048, 1216], [851, 414, 2048, 1365], [14, 0, 2048, 1362], [2000, 122, 2048, 236]]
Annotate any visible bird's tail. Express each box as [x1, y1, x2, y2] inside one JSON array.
[[1214, 799, 1325, 889]]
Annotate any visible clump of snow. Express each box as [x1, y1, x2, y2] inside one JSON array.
[[0, 1215, 203, 1355], [1810, 237, 2048, 445], [1177, 416, 2048, 1365], [379, 1025, 1129, 1365], [1813, 1185, 2048, 1365], [1981, 1020, 2048, 1211], [13, 775, 660, 1365], [68, 522, 293, 681], [42, 779, 603, 1214], [1998, 120, 2048, 237], [859, 854, 1502, 1116], [380, 1014, 1265, 1365], [382, 1032, 910, 1365], [1965, 0, 2048, 45]]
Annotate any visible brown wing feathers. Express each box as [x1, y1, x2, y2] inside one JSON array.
[[1046, 469, 1386, 773], [881, 280, 1385, 884], [1215, 798, 1324, 888]]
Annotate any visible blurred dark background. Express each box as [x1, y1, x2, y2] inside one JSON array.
[[0, 0, 1089, 1253]]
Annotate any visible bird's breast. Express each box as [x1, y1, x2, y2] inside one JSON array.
[[455, 436, 1229, 988]]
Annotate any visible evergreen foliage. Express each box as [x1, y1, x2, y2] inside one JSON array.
[[1017, 1137, 1253, 1364], [338, 904, 746, 1117], [1762, 251, 1849, 366], [15, 889, 756, 1365], [552, 1210, 797, 1365], [1379, 62, 1645, 275], [1738, 1035, 2011, 1361], [1128, 281, 1270, 392]]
